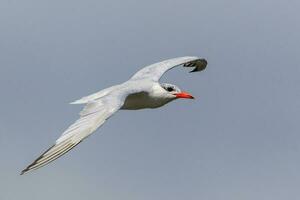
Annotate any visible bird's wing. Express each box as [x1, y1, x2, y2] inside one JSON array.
[[130, 56, 207, 82], [21, 90, 129, 175]]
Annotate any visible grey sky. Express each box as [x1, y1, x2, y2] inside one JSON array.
[[0, 0, 299, 199]]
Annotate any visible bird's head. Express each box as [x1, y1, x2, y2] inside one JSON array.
[[160, 83, 194, 100]]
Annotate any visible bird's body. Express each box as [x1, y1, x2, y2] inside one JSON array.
[[21, 56, 207, 175], [121, 81, 173, 109]]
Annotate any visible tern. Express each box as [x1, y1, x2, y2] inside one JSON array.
[[21, 56, 207, 175]]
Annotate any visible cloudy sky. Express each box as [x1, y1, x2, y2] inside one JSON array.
[[0, 0, 299, 199]]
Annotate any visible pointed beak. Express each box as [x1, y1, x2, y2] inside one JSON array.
[[175, 91, 195, 99]]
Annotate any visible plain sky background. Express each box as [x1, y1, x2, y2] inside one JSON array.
[[0, 0, 299, 199]]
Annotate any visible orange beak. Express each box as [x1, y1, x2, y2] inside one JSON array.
[[175, 91, 195, 99]]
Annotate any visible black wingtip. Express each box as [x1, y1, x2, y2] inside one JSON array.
[[20, 160, 37, 175], [20, 169, 26, 175], [20, 165, 31, 175], [188, 58, 208, 73], [184, 58, 208, 73]]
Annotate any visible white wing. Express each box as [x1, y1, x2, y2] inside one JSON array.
[[130, 56, 207, 82], [70, 85, 119, 105], [21, 91, 128, 175]]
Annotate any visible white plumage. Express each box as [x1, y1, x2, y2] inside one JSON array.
[[21, 56, 207, 175]]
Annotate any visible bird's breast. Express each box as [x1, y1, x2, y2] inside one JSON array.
[[121, 91, 172, 110]]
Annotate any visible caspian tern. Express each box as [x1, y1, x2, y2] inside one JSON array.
[[21, 56, 207, 175]]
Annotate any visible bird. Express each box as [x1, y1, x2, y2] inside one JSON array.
[[21, 56, 207, 175]]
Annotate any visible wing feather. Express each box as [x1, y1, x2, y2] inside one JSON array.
[[130, 56, 207, 81], [21, 92, 126, 175]]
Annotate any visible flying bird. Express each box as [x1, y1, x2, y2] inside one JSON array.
[[21, 56, 207, 175]]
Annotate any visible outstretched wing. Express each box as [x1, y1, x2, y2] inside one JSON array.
[[21, 91, 127, 175], [130, 56, 207, 82]]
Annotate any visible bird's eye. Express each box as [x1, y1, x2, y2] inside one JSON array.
[[166, 87, 174, 92]]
